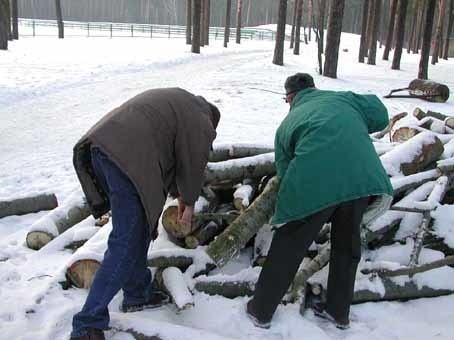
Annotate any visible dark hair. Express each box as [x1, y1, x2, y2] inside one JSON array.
[[284, 73, 315, 95]]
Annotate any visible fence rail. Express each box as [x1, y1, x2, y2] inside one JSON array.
[[18, 18, 283, 41]]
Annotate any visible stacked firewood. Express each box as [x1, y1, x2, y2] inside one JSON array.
[[14, 108, 454, 314]]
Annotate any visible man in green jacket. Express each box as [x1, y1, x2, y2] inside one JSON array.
[[247, 73, 393, 329]]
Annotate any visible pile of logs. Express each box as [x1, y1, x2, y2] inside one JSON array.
[[12, 108, 454, 314]]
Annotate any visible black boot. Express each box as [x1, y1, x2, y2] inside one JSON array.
[[120, 290, 170, 313], [70, 328, 105, 340]]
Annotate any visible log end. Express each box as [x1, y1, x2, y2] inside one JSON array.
[[66, 259, 100, 289], [162, 206, 191, 238], [392, 127, 419, 143], [26, 231, 54, 250]]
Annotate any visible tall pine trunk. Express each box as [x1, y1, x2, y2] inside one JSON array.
[[294, 0, 303, 55], [418, 0, 437, 78], [443, 0, 454, 59], [391, 0, 409, 70], [56, 0, 64, 39], [413, 0, 426, 53], [368, 0, 382, 65], [323, 0, 345, 78], [200, 0, 205, 47], [0, 0, 8, 50], [192, 0, 202, 53], [359, 0, 370, 62], [407, 1, 419, 53], [290, 0, 299, 49], [273, 0, 288, 65], [12, 0, 18, 40], [186, 0, 192, 45], [224, 0, 231, 48], [318, 0, 327, 51], [236, 0, 243, 44], [383, 0, 398, 60], [432, 0, 447, 64]]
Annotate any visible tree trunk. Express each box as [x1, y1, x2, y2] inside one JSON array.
[[413, 0, 426, 53], [416, 0, 428, 52], [0, 193, 58, 219], [323, 0, 345, 78], [290, 0, 298, 49], [11, 0, 18, 39], [418, 0, 437, 79], [383, 0, 398, 60], [55, 0, 64, 39], [223, 0, 231, 47], [236, 0, 242, 44], [191, 0, 201, 53], [442, 0, 454, 59], [359, 0, 370, 62], [272, 0, 287, 65], [380, 132, 444, 176], [209, 144, 274, 162], [185, 221, 228, 248], [160, 267, 194, 311], [0, 0, 9, 50], [365, 0, 376, 56], [204, 0, 210, 45], [367, 0, 382, 65], [407, 0, 419, 53], [206, 176, 279, 268], [204, 153, 275, 185], [186, 0, 192, 45], [391, 0, 409, 70], [294, 0, 303, 55], [318, 0, 327, 52], [200, 0, 205, 47], [432, 0, 447, 64]]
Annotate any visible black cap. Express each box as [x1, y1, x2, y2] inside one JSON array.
[[284, 73, 315, 95]]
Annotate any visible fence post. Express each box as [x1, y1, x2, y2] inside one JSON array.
[[110, 24, 113, 38], [131, 24, 134, 37], [215, 28, 218, 40], [32, 20, 35, 37], [168, 25, 171, 38], [87, 23, 90, 37]]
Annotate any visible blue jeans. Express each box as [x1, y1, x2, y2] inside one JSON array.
[[71, 147, 157, 337]]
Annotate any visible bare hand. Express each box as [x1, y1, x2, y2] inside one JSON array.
[[177, 198, 194, 229]]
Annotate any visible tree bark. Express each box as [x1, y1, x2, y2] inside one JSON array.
[[0, 0, 9, 50], [432, 0, 447, 64], [0, 193, 58, 219], [418, 0, 437, 79], [209, 144, 274, 163], [186, 0, 192, 45], [236, 0, 243, 44], [409, 78, 450, 103], [290, 0, 299, 49], [416, 0, 427, 52], [294, 0, 303, 55], [323, 0, 345, 78], [185, 221, 228, 248], [414, 107, 451, 121], [200, 0, 205, 47], [272, 0, 288, 66], [407, 0, 419, 53], [55, 0, 64, 39], [223, 0, 231, 47], [191, 0, 201, 53], [204, 0, 210, 45], [383, 0, 398, 60], [367, 0, 382, 65], [318, 0, 327, 52], [359, 0, 371, 62], [11, 0, 18, 39], [206, 176, 279, 267], [442, 0, 454, 59], [391, 0, 409, 70]]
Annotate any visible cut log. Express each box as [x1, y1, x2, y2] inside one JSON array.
[[253, 224, 274, 266], [66, 259, 100, 289], [0, 193, 57, 218], [380, 132, 444, 176], [209, 143, 274, 162], [413, 107, 450, 121], [194, 280, 255, 298], [437, 157, 454, 174], [185, 221, 227, 249], [161, 267, 194, 311], [147, 255, 194, 270], [26, 192, 91, 250], [233, 179, 258, 212], [391, 169, 440, 197], [206, 176, 279, 267], [408, 79, 450, 103], [371, 112, 408, 140], [391, 126, 420, 143], [445, 117, 454, 130], [204, 153, 275, 185], [162, 205, 239, 239]]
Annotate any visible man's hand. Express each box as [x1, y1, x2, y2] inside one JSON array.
[[177, 198, 194, 229]]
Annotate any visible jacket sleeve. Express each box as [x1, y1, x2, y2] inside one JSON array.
[[352, 93, 389, 133], [274, 127, 292, 180], [174, 116, 216, 206]]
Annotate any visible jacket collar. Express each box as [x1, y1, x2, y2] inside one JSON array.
[[290, 88, 318, 108]]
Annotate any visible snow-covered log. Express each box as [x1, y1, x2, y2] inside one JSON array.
[[206, 176, 279, 268], [391, 169, 441, 197], [0, 193, 58, 218], [209, 143, 274, 162], [204, 153, 275, 185], [26, 192, 91, 250], [233, 179, 258, 211], [413, 107, 450, 121], [161, 267, 194, 311], [391, 126, 421, 143], [372, 111, 408, 140], [380, 132, 444, 176]]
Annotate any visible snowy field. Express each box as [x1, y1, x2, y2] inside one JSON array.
[[1, 23, 454, 340]]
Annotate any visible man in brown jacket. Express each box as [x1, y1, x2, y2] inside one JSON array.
[[70, 88, 220, 340]]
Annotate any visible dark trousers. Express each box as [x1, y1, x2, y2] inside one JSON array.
[[71, 148, 158, 337], [249, 197, 369, 322]]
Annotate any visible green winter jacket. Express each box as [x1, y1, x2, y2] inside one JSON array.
[[271, 88, 393, 225]]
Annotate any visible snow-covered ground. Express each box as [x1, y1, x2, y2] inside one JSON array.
[[1, 23, 454, 340]]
